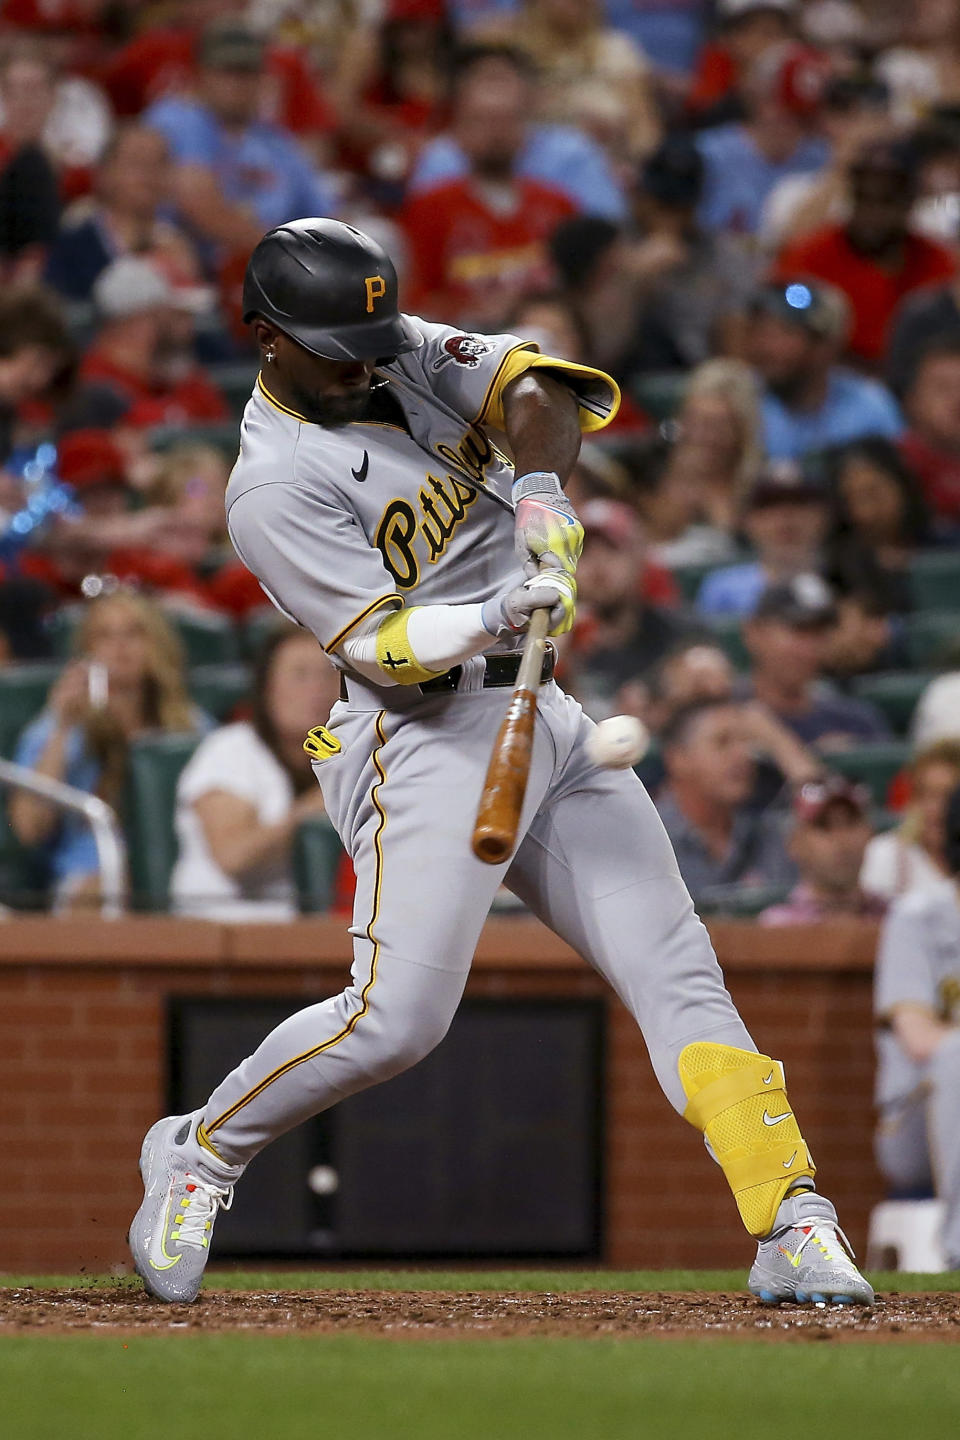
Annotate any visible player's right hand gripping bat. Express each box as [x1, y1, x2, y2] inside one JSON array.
[[471, 607, 550, 864]]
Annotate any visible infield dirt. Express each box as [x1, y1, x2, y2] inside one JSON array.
[[2, 1287, 959, 1341]]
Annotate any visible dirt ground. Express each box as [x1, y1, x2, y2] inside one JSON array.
[[2, 1288, 959, 1341]]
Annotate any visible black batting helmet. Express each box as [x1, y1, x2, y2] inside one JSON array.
[[242, 218, 422, 361]]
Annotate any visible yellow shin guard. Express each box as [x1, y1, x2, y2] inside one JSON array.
[[678, 1042, 815, 1238]]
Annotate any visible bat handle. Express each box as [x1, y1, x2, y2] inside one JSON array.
[[471, 608, 551, 865]]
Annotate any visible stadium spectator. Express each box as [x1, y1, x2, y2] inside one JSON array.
[[333, 0, 454, 192], [899, 337, 960, 526], [144, 21, 338, 260], [400, 52, 575, 326], [887, 271, 960, 400], [171, 626, 339, 920], [876, 0, 960, 120], [145, 442, 232, 577], [80, 257, 228, 430], [774, 139, 958, 368], [912, 661, 960, 749], [819, 583, 909, 678], [741, 574, 891, 750], [408, 45, 628, 221], [618, 133, 759, 374], [619, 434, 742, 569], [672, 358, 765, 533], [695, 40, 830, 236], [476, 0, 662, 162], [0, 37, 112, 190], [862, 739, 960, 902], [44, 125, 205, 307], [758, 72, 893, 253], [656, 696, 797, 903], [566, 498, 700, 718], [696, 462, 829, 618], [8, 590, 209, 908], [745, 280, 902, 461], [632, 636, 822, 805], [759, 775, 885, 924], [687, 0, 798, 129], [99, 0, 335, 141], [873, 780, 960, 1271], [0, 43, 61, 277], [18, 430, 213, 605], [0, 285, 74, 464], [823, 437, 932, 612]]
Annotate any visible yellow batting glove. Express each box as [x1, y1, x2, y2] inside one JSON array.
[[483, 569, 577, 638], [512, 471, 584, 577]]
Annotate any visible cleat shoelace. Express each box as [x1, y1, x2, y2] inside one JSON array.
[[171, 1175, 233, 1250], [784, 1221, 858, 1270]]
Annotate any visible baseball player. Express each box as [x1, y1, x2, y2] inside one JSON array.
[[129, 219, 873, 1306], [874, 783, 960, 1268]]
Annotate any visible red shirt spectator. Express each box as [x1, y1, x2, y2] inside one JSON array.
[[98, 27, 335, 137], [775, 224, 956, 367], [81, 349, 227, 430], [402, 176, 574, 327], [774, 139, 958, 367], [80, 255, 227, 430]]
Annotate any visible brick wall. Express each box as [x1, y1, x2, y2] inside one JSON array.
[[0, 917, 882, 1274]]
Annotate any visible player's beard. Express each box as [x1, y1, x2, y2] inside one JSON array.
[[290, 383, 373, 429]]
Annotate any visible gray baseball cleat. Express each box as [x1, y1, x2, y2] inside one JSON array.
[[748, 1190, 875, 1306], [128, 1113, 233, 1303]]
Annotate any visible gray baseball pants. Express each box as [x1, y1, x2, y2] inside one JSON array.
[[875, 1029, 960, 1265], [186, 677, 755, 1182]]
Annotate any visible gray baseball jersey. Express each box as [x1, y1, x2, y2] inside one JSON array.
[[184, 318, 759, 1191], [874, 884, 960, 1107], [874, 885, 960, 1263], [225, 319, 616, 659]]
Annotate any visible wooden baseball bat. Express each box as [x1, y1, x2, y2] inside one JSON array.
[[472, 607, 551, 865]]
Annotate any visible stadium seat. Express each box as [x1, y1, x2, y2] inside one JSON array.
[[241, 605, 291, 658], [865, 1198, 947, 1272], [670, 560, 730, 605], [696, 884, 792, 919], [704, 614, 750, 670], [909, 552, 960, 612], [0, 660, 63, 758], [124, 733, 201, 911], [294, 815, 347, 913], [46, 603, 242, 668], [851, 671, 933, 736], [629, 370, 688, 421], [170, 610, 242, 668], [188, 662, 252, 722], [146, 422, 241, 458], [904, 611, 960, 669], [826, 741, 911, 806], [205, 361, 259, 416]]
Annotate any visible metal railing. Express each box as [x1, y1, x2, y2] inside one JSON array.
[[0, 758, 127, 917]]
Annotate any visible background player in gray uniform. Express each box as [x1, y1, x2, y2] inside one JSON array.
[[129, 219, 873, 1307], [875, 783, 960, 1267]]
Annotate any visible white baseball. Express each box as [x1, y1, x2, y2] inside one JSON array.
[[586, 715, 649, 769]]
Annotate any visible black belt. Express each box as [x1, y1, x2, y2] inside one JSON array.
[[338, 647, 556, 702]]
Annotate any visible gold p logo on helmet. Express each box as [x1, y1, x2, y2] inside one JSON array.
[[303, 725, 342, 761], [364, 275, 386, 313]]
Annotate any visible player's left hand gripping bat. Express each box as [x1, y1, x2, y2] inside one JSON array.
[[471, 607, 550, 864]]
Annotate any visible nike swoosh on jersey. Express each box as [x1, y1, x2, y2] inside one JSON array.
[[351, 452, 370, 482], [762, 1109, 793, 1126]]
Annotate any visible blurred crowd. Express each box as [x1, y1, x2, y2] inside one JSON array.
[[5, 0, 960, 927]]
